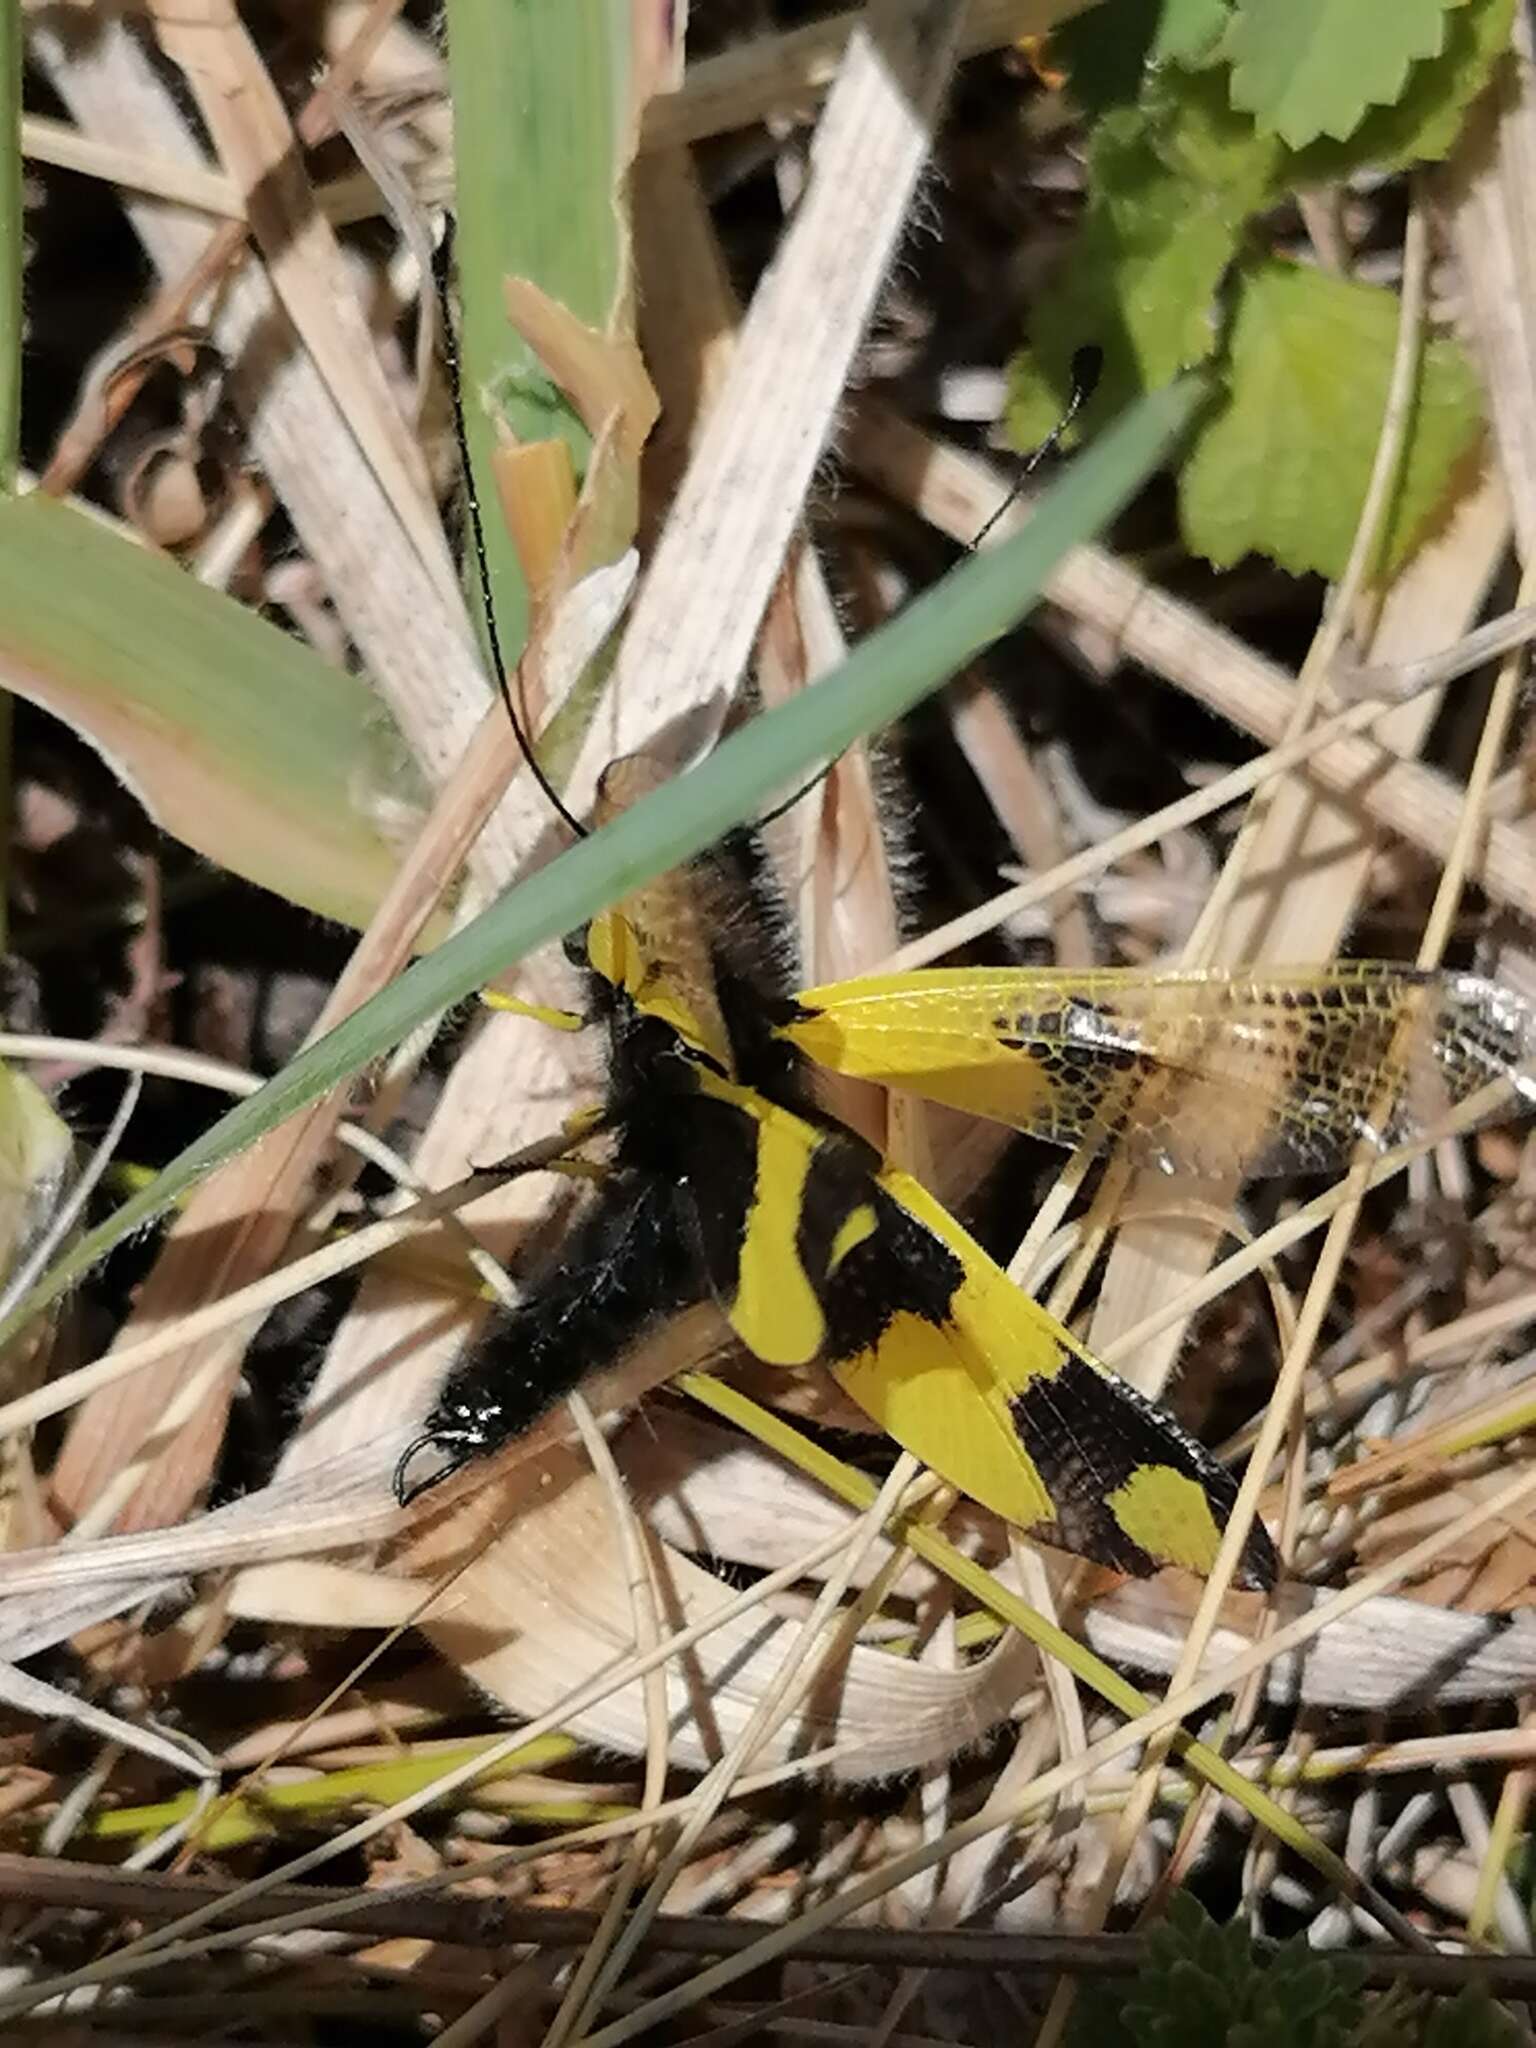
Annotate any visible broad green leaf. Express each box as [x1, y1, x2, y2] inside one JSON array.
[[1287, 0, 1515, 179], [1053, 0, 1232, 115], [1016, 0, 1509, 457], [1224, 0, 1467, 148], [1179, 258, 1485, 579], [0, 494, 422, 934], [1136, 60, 1282, 194], [0, 377, 1210, 1350], [1007, 74, 1275, 445], [1156, 0, 1234, 64]]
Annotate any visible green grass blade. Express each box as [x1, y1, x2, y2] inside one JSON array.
[[0, 0, 22, 953], [0, 0, 20, 498], [0, 372, 1208, 1348], [0, 495, 421, 932], [446, 0, 634, 665]]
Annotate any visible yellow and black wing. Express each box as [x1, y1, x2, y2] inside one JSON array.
[[781, 962, 1536, 1178], [677, 1068, 1276, 1588]]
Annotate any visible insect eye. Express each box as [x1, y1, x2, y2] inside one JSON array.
[[563, 925, 592, 969]]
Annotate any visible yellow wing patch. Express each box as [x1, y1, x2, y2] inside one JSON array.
[[830, 1306, 1056, 1533], [783, 962, 1536, 1178], [828, 1202, 878, 1273], [837, 1169, 1270, 1582], [732, 1100, 828, 1367], [681, 1069, 1271, 1584], [1106, 1466, 1226, 1578]]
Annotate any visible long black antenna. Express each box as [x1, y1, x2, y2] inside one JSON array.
[[757, 349, 1107, 832], [434, 223, 589, 841], [756, 758, 836, 831], [970, 344, 1104, 550]]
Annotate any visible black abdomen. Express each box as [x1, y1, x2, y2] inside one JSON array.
[[394, 1168, 705, 1500]]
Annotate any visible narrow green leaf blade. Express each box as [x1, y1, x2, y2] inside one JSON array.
[[0, 0, 21, 497], [446, 0, 634, 666], [0, 495, 419, 932]]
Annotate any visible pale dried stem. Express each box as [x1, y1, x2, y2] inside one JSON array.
[[563, 0, 968, 809], [1098, 1064, 1536, 1377], [46, 694, 530, 1529], [23, 1, 1090, 222], [291, 9, 969, 1518], [632, 147, 900, 1052], [952, 683, 1096, 968], [572, 1454, 924, 2028], [0, 1156, 560, 1446], [26, 12, 591, 1530], [1223, 1284, 1536, 1452], [1471, 1767, 1534, 1945], [0, 1034, 421, 1181], [848, 406, 1535, 921], [1339, 599, 1536, 700], [554, 1456, 1536, 2048], [533, 1399, 672, 2047], [887, 686, 1454, 972], [1190, 204, 1431, 966], [1030, 210, 1438, 2041], [144, 0, 447, 592], [13, 1439, 1536, 2027]]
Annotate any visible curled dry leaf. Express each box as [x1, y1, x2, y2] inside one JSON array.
[[388, 1437, 1041, 1781]]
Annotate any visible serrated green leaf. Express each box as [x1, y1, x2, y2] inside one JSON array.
[[1286, 0, 1514, 178], [1139, 61, 1282, 193], [1224, 0, 1467, 148], [1352, 1985, 1424, 2048], [1136, 1954, 1243, 2039], [1110, 1896, 1379, 2047], [1068, 1896, 1464, 2047], [1157, 0, 1234, 65], [1421, 1984, 1523, 2048], [1179, 258, 1485, 579], [1065, 1981, 1137, 2048], [1015, 0, 1509, 464], [1243, 1939, 1362, 2047], [1122, 1896, 1256, 2043], [1053, 0, 1233, 114], [1006, 73, 1273, 446]]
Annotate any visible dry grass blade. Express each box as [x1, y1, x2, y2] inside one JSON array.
[[850, 406, 1536, 925], [566, 0, 969, 806], [144, 0, 448, 595]]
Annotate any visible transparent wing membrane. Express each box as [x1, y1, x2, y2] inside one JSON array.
[[783, 963, 1536, 1179]]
